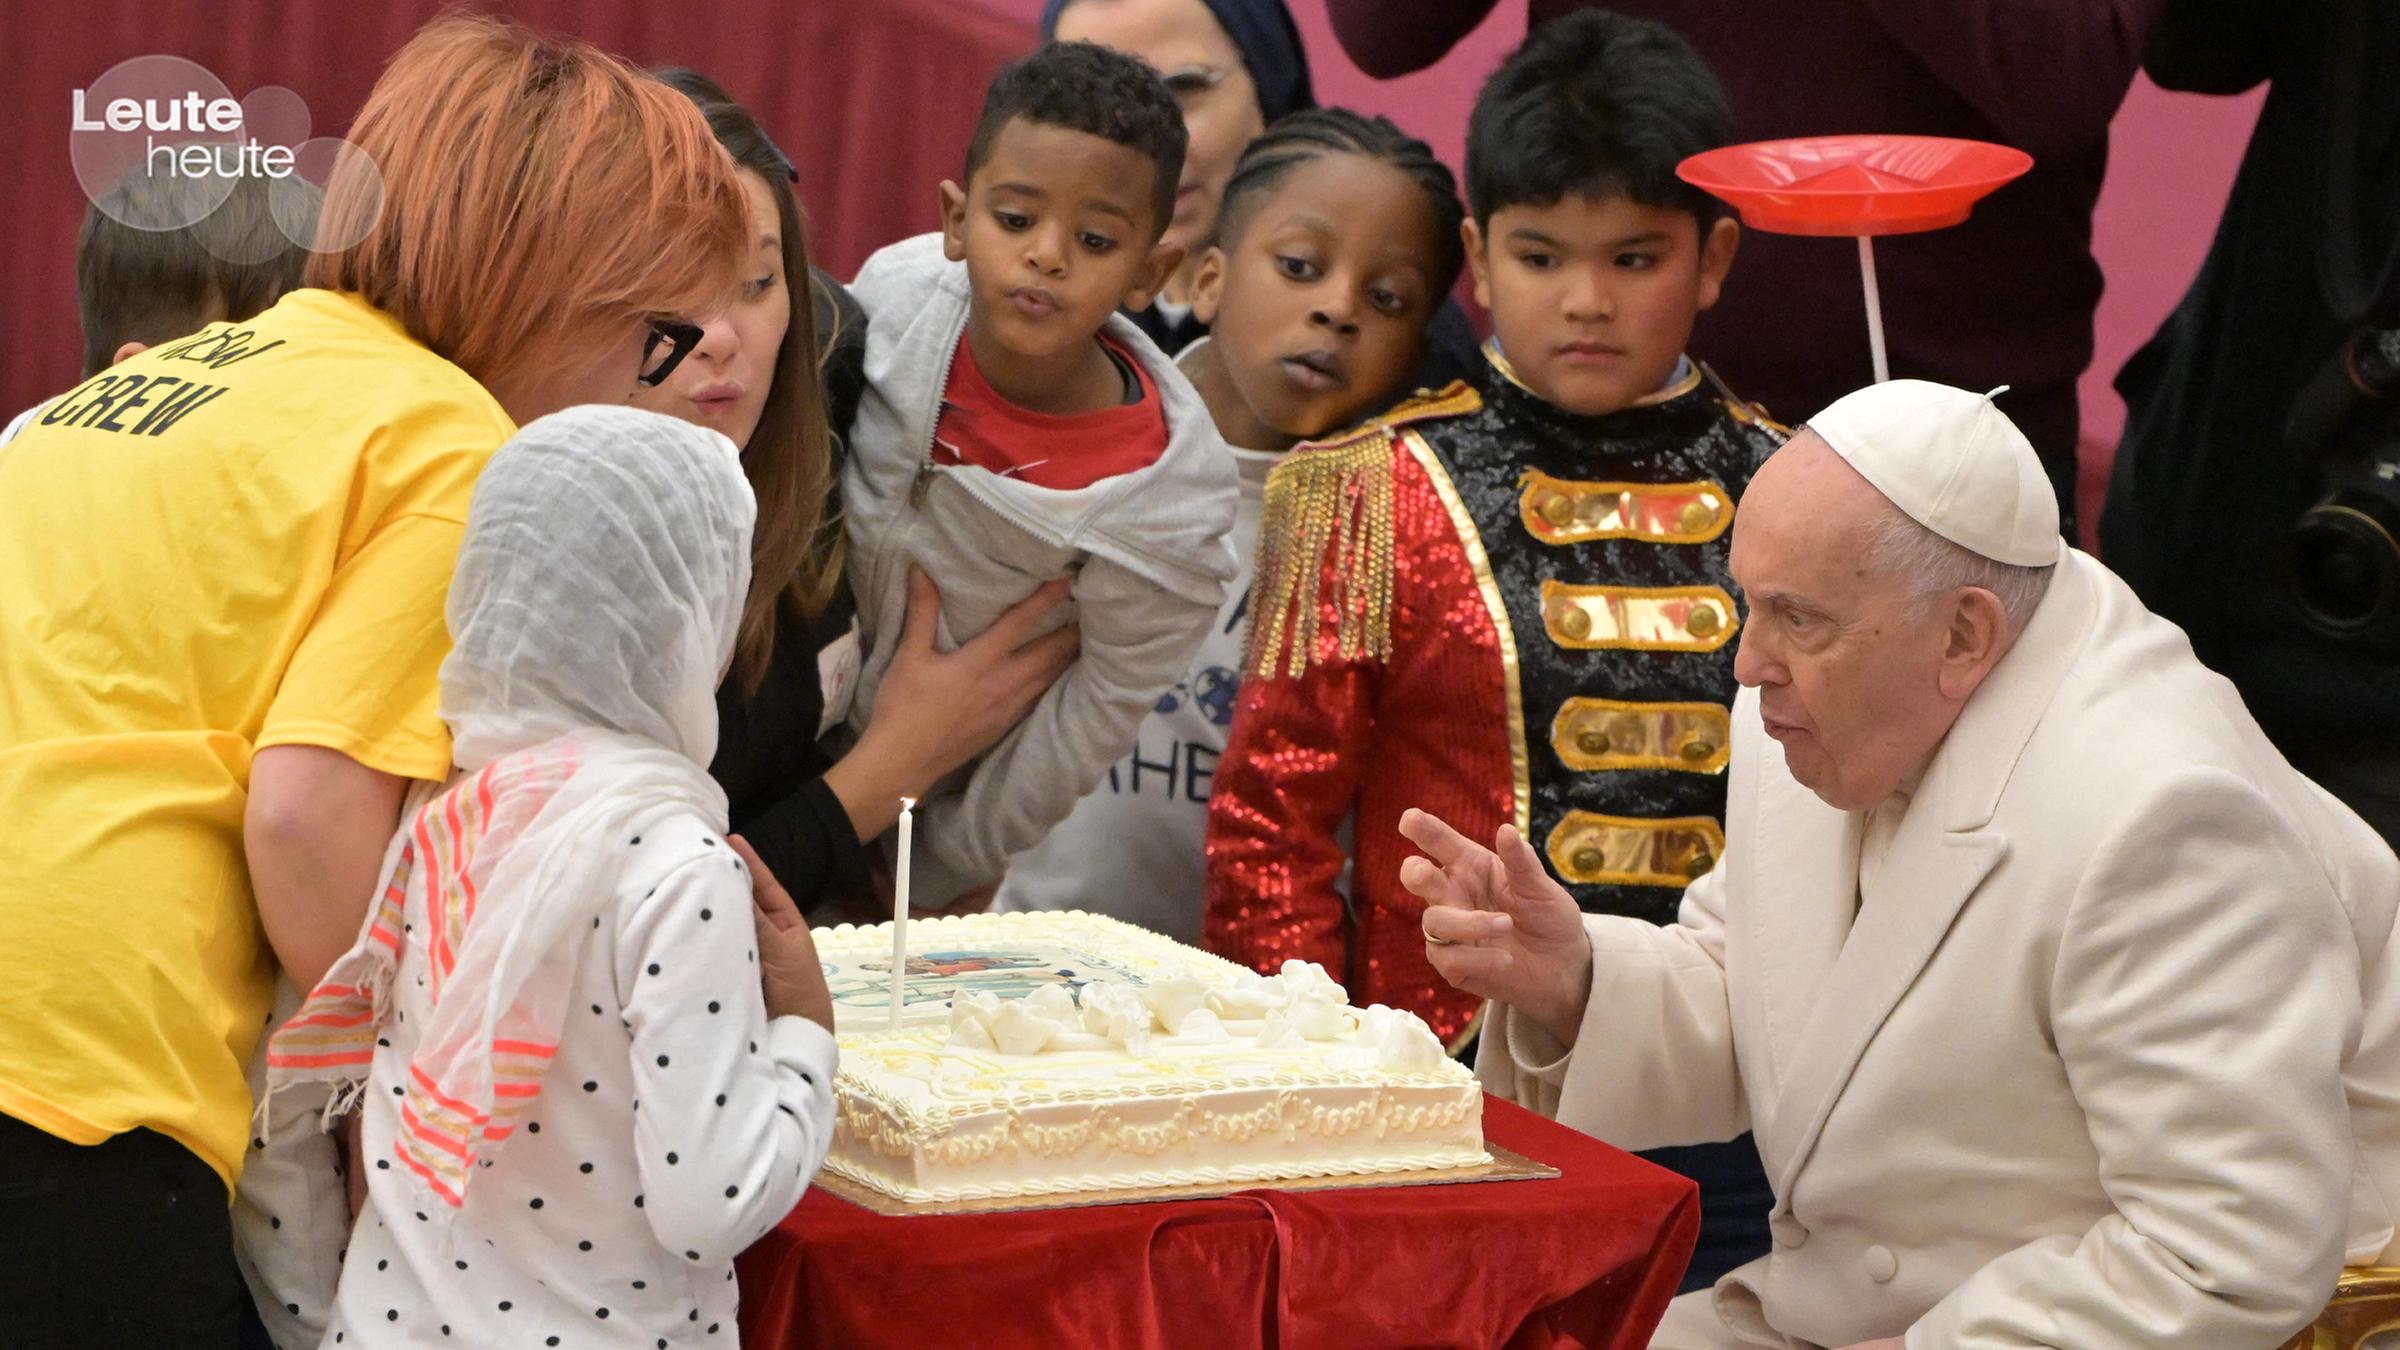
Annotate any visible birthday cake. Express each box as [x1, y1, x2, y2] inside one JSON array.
[[814, 911, 1489, 1204]]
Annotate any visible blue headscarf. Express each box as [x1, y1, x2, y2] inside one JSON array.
[[1040, 0, 1316, 125]]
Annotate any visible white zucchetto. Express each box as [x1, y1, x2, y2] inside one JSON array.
[[1805, 379, 2061, 567]]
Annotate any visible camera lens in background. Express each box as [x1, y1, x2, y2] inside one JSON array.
[[2292, 485, 2400, 648], [2356, 327, 2400, 396], [2287, 324, 2400, 651]]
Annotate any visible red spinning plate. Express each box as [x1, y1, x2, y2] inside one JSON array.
[[1676, 134, 2034, 237]]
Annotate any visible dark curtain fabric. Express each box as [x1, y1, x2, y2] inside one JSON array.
[[2101, 0, 2400, 841], [1, 0, 1038, 419]]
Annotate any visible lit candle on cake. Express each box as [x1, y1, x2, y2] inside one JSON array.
[[888, 797, 914, 1029]]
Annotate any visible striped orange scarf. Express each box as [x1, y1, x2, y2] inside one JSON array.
[[266, 743, 583, 1208]]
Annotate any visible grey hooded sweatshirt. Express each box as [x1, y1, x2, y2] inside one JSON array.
[[843, 233, 1239, 907]]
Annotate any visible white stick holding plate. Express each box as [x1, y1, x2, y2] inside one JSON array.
[[1857, 235, 1890, 384], [888, 797, 915, 1029]]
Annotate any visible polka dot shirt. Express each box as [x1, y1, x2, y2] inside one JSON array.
[[322, 811, 836, 1348]]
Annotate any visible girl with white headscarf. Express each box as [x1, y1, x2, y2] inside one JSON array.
[[262, 405, 837, 1348]]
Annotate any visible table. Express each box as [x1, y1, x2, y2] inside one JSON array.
[[734, 1096, 1699, 1349]]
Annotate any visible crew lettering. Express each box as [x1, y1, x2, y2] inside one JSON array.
[[40, 371, 127, 425], [131, 380, 228, 435]]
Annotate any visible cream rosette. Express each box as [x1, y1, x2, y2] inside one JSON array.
[[942, 957, 1447, 1071]]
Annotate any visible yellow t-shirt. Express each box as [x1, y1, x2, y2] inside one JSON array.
[[0, 289, 515, 1190]]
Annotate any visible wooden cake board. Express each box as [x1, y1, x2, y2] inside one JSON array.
[[815, 1144, 1560, 1217]]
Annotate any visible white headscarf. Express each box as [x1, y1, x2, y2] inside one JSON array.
[[442, 403, 754, 766], [267, 405, 756, 1218]]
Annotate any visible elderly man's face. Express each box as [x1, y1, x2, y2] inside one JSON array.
[[1728, 432, 1965, 811]]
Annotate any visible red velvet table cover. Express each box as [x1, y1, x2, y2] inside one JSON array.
[[734, 1096, 1698, 1350]]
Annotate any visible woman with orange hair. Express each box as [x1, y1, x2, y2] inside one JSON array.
[[0, 16, 749, 1344]]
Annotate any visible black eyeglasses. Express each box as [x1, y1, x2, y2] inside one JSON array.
[[638, 318, 704, 387]]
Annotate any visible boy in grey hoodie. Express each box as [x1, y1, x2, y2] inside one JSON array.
[[843, 41, 1239, 909]]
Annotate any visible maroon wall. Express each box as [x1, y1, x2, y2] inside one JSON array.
[[0, 0, 2260, 494], [0, 0, 1037, 417]]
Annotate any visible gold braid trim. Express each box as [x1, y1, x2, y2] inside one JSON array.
[[1247, 381, 1482, 680], [1250, 433, 1396, 678]]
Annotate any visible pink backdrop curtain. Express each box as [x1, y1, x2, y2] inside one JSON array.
[[0, 0, 1038, 417], [2, 0, 2256, 515]]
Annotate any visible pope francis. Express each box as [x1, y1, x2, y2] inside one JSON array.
[[1404, 381, 2400, 1348]]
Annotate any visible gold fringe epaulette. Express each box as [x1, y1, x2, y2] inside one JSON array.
[[1699, 361, 1791, 436], [1247, 381, 1482, 680]]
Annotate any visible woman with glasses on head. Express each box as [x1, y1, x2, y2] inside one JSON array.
[[0, 15, 749, 1345], [634, 69, 1080, 924]]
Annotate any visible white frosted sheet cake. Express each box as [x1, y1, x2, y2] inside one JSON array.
[[815, 911, 1488, 1204]]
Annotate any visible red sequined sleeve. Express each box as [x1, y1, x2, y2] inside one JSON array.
[[1204, 640, 1377, 976], [1205, 439, 1509, 996]]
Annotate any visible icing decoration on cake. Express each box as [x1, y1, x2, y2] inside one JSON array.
[[817, 912, 1490, 1204]]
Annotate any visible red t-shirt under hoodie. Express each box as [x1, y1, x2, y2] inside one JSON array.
[[930, 334, 1168, 490]]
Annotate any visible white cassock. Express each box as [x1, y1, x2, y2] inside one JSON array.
[[1479, 544, 2400, 1348]]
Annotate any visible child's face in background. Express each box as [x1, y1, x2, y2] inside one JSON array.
[[1189, 153, 1445, 449], [1465, 194, 1739, 417], [941, 118, 1175, 370]]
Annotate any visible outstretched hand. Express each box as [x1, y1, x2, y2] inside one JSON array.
[[1398, 809, 1594, 1047]]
